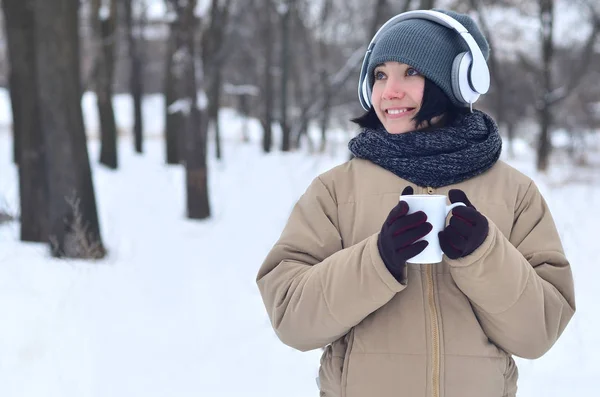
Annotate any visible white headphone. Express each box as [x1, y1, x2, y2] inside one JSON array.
[[358, 10, 490, 111]]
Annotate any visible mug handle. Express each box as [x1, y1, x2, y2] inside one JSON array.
[[446, 202, 466, 216]]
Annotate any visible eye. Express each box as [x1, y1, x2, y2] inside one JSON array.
[[406, 67, 420, 77], [374, 70, 386, 80]]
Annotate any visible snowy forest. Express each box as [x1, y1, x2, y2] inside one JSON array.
[[0, 0, 598, 396]]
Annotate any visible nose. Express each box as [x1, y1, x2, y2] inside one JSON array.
[[382, 77, 406, 100]]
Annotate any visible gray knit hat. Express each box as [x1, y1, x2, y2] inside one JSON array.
[[366, 9, 489, 107]]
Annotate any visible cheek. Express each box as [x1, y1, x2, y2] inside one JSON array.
[[370, 86, 385, 118], [410, 80, 425, 103], [370, 83, 383, 105]]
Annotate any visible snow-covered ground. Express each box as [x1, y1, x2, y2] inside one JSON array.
[[0, 91, 598, 396]]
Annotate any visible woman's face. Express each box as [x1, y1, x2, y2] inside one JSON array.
[[371, 61, 425, 134]]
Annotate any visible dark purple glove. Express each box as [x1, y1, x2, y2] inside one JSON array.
[[378, 186, 433, 283], [438, 189, 489, 260]]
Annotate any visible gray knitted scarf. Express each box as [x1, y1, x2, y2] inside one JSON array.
[[348, 110, 502, 188]]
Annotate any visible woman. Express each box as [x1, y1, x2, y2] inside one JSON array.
[[256, 9, 575, 397]]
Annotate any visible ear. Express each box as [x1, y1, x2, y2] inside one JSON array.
[[448, 189, 474, 208]]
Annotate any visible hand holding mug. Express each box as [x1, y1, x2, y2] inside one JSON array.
[[399, 190, 466, 263], [438, 189, 489, 260], [377, 186, 433, 282]]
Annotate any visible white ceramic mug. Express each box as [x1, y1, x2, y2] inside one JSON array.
[[399, 194, 466, 264]]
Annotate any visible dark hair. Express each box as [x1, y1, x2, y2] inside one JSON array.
[[351, 78, 468, 130]]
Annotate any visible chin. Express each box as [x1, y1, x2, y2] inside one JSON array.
[[385, 125, 412, 134], [384, 120, 420, 134]]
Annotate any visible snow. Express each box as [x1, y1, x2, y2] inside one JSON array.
[[167, 98, 193, 115], [80, 92, 165, 138], [146, 0, 213, 22], [223, 83, 260, 96], [0, 89, 598, 396], [99, 5, 110, 21]]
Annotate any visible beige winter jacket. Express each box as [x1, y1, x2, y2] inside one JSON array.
[[256, 158, 575, 397]]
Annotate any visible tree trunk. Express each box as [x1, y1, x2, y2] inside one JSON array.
[[536, 0, 554, 172], [279, 0, 293, 152], [179, 0, 210, 219], [124, 0, 145, 154], [289, 53, 311, 151], [536, 107, 552, 171], [2, 0, 48, 242], [261, 0, 274, 153], [318, 0, 332, 153], [185, 106, 211, 219], [469, 0, 506, 139], [211, 70, 222, 160], [202, 0, 231, 161], [506, 121, 516, 159], [167, 0, 210, 218], [34, 0, 105, 258], [319, 83, 331, 153], [239, 94, 250, 143], [370, 0, 388, 38], [8, 74, 21, 165], [165, 20, 184, 164], [94, 0, 118, 169], [91, 0, 118, 169]]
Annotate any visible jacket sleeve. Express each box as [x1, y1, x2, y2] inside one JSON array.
[[448, 180, 576, 359], [256, 176, 405, 352]]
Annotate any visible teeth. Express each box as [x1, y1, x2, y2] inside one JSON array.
[[387, 109, 409, 115]]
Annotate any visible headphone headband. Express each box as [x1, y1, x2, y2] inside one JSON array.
[[358, 10, 490, 110]]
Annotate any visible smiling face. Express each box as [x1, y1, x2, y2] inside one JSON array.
[[371, 62, 426, 134]]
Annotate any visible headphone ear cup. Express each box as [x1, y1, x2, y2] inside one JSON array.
[[451, 52, 480, 105], [364, 78, 372, 108], [358, 44, 376, 110]]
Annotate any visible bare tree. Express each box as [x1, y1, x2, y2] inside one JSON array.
[[469, 0, 514, 154], [464, 0, 599, 168], [164, 1, 186, 164], [533, 0, 599, 171], [166, 0, 210, 219], [92, 0, 119, 169], [286, 1, 319, 151], [535, 0, 555, 171], [369, 0, 389, 55], [259, 0, 275, 153], [202, 0, 233, 160], [156, 0, 596, 171], [34, 0, 105, 258], [289, 0, 393, 149], [288, 0, 395, 152], [124, 0, 146, 154], [317, 0, 333, 153], [2, 0, 48, 242], [279, 0, 295, 152]]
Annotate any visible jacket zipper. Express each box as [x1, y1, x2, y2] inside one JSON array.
[[426, 264, 440, 397], [425, 186, 440, 397]]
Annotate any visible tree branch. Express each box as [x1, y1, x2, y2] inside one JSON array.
[[517, 51, 541, 75], [547, 6, 600, 106], [290, 45, 365, 138]]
